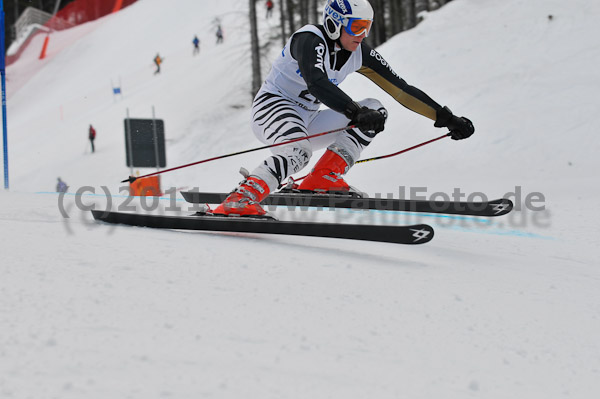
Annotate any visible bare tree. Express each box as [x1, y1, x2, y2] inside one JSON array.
[[299, 0, 309, 26], [279, 0, 287, 46], [404, 0, 417, 30], [371, 0, 387, 47], [286, 0, 296, 33], [389, 0, 403, 36], [249, 0, 262, 96], [310, 0, 320, 24]]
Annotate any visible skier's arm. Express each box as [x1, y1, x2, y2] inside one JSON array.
[[290, 33, 357, 117], [358, 43, 442, 121], [359, 44, 474, 139]]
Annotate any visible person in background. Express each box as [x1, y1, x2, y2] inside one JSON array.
[[154, 53, 163, 74], [56, 177, 68, 193], [266, 0, 274, 18], [193, 35, 200, 55], [88, 124, 96, 153], [216, 25, 224, 44]]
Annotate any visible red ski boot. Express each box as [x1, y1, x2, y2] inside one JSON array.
[[212, 176, 271, 217], [298, 149, 351, 193]]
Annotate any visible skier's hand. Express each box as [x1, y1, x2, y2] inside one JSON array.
[[346, 102, 386, 135], [435, 106, 475, 140]]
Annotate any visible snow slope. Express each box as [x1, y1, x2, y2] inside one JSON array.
[[1, 0, 599, 398]]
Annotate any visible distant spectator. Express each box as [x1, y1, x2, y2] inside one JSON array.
[[193, 35, 200, 55], [266, 0, 274, 19], [154, 53, 163, 74], [56, 177, 68, 193], [216, 25, 224, 44], [88, 124, 96, 153]]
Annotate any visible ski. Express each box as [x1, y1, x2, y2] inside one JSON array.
[[91, 210, 434, 245], [181, 191, 513, 217]]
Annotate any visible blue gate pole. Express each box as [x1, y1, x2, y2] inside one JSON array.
[[0, 0, 9, 189]]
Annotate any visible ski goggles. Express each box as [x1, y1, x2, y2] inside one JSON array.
[[344, 18, 373, 37]]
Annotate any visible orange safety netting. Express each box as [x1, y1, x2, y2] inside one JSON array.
[[7, 0, 137, 66], [46, 0, 137, 29]]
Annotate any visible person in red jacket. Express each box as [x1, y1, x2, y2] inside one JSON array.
[[88, 124, 96, 153]]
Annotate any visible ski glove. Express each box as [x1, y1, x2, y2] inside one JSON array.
[[435, 106, 475, 140], [344, 101, 386, 136]]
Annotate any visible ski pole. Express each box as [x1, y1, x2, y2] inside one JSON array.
[[355, 133, 451, 164], [290, 132, 452, 183], [122, 125, 356, 184]]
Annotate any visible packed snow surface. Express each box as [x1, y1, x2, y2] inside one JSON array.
[[1, 0, 599, 398]]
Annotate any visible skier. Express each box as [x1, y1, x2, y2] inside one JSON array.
[[212, 0, 474, 217], [88, 124, 96, 153], [215, 25, 224, 44], [266, 0, 274, 19], [153, 53, 162, 74], [193, 35, 200, 55], [56, 177, 68, 193]]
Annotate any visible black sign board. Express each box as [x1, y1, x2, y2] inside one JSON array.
[[124, 118, 166, 168]]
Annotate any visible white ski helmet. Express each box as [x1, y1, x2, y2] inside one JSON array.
[[323, 0, 374, 41]]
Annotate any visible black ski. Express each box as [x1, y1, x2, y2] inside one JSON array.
[[181, 191, 513, 217], [91, 210, 434, 245]]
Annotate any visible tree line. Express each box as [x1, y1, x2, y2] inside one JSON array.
[[276, 0, 452, 47], [249, 0, 454, 94]]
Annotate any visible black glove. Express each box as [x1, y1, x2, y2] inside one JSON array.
[[344, 101, 386, 135], [434, 106, 475, 140]]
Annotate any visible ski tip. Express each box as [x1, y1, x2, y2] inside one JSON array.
[[91, 209, 113, 221], [489, 198, 514, 216], [408, 224, 434, 244], [121, 176, 137, 184]]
